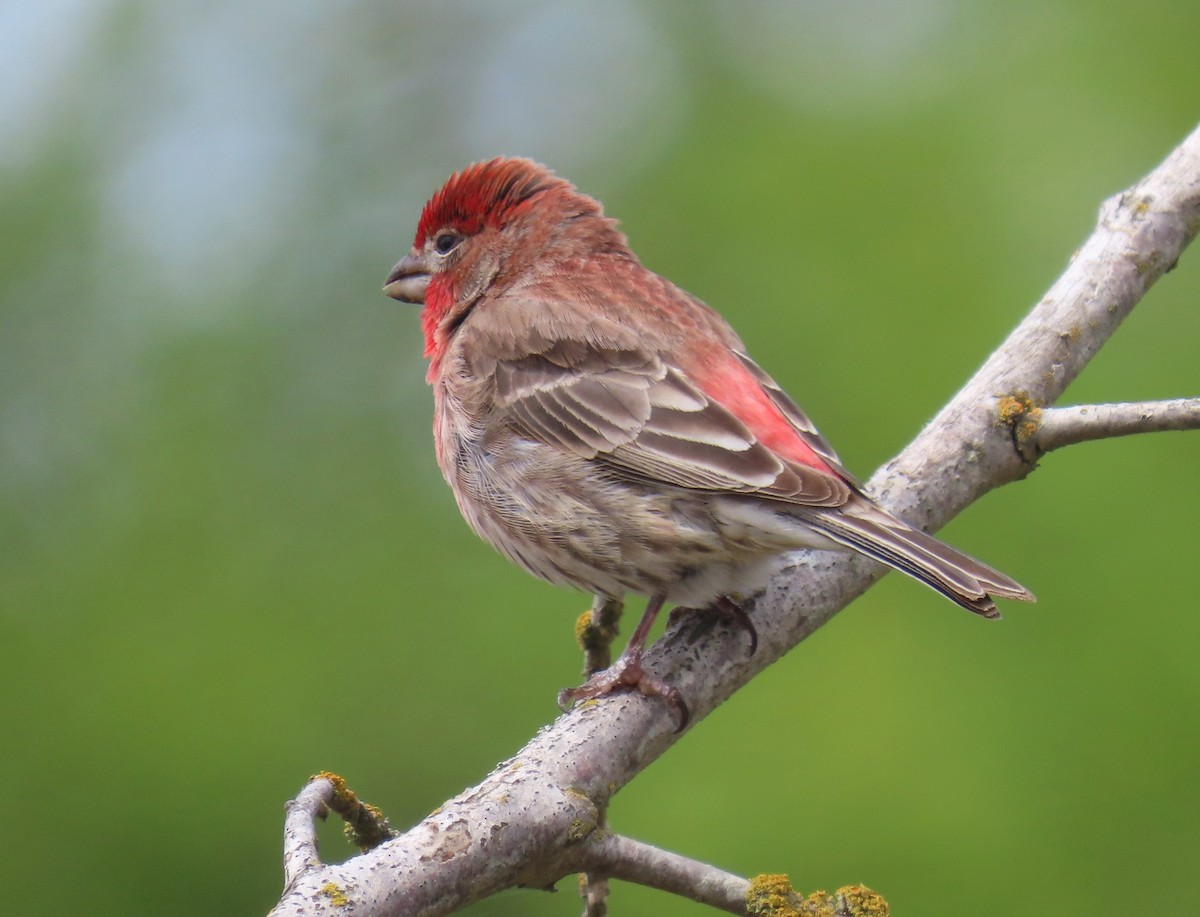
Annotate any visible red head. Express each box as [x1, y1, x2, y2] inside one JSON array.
[[383, 158, 629, 369], [412, 157, 564, 247]]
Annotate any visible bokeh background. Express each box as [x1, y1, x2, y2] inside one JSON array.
[[3, 2, 1199, 914]]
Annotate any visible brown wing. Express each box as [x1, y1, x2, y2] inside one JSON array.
[[492, 340, 851, 507]]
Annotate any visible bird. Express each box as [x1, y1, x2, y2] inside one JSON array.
[[384, 157, 1032, 727]]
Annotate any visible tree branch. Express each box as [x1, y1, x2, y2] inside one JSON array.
[[1029, 397, 1200, 454], [576, 595, 624, 678], [281, 777, 334, 891], [579, 873, 609, 917], [269, 122, 1200, 916], [580, 833, 748, 914]]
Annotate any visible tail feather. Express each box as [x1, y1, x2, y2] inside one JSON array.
[[804, 497, 1035, 618]]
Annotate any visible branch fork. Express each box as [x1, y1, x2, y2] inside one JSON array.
[[270, 123, 1200, 916]]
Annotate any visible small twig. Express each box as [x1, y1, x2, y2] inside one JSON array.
[[574, 596, 622, 917], [282, 777, 335, 890], [575, 596, 623, 677], [579, 873, 609, 917], [312, 771, 400, 852], [281, 772, 399, 894], [580, 792, 613, 917], [1033, 398, 1200, 453], [582, 832, 748, 914]]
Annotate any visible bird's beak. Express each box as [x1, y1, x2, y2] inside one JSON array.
[[383, 251, 431, 304]]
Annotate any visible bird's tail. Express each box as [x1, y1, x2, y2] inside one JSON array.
[[804, 496, 1035, 618]]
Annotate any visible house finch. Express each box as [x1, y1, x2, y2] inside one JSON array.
[[384, 157, 1032, 727]]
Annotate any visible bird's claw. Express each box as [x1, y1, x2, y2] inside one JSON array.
[[713, 596, 758, 657], [558, 652, 690, 732]]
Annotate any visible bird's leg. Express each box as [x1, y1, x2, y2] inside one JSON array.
[[558, 593, 689, 730]]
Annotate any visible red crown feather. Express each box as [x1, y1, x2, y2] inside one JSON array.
[[414, 157, 566, 246]]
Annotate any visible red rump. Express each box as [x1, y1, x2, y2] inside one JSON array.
[[691, 353, 836, 475]]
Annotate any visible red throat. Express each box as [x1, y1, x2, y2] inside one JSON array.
[[421, 275, 456, 380]]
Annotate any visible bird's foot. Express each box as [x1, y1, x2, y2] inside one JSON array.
[[712, 596, 758, 656], [558, 647, 689, 732], [669, 596, 758, 657]]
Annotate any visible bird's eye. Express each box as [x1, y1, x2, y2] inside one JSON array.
[[433, 232, 462, 255]]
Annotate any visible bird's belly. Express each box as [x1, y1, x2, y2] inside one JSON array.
[[439, 428, 770, 603]]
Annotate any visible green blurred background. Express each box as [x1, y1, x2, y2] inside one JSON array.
[[3, 2, 1198, 914]]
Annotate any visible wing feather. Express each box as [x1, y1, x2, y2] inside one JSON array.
[[732, 350, 857, 483], [494, 343, 851, 507]]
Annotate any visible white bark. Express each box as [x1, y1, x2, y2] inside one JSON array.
[[269, 122, 1200, 917], [1031, 397, 1200, 454]]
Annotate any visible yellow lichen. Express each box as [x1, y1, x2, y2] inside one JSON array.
[[574, 609, 595, 648], [312, 770, 351, 803], [996, 391, 1043, 453], [363, 802, 386, 821], [747, 874, 802, 916], [567, 818, 596, 842], [342, 800, 395, 851], [319, 881, 348, 907], [996, 392, 1030, 425], [575, 602, 621, 657], [836, 884, 889, 917], [311, 771, 396, 851], [747, 875, 887, 916], [564, 787, 598, 842], [801, 891, 837, 916]]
